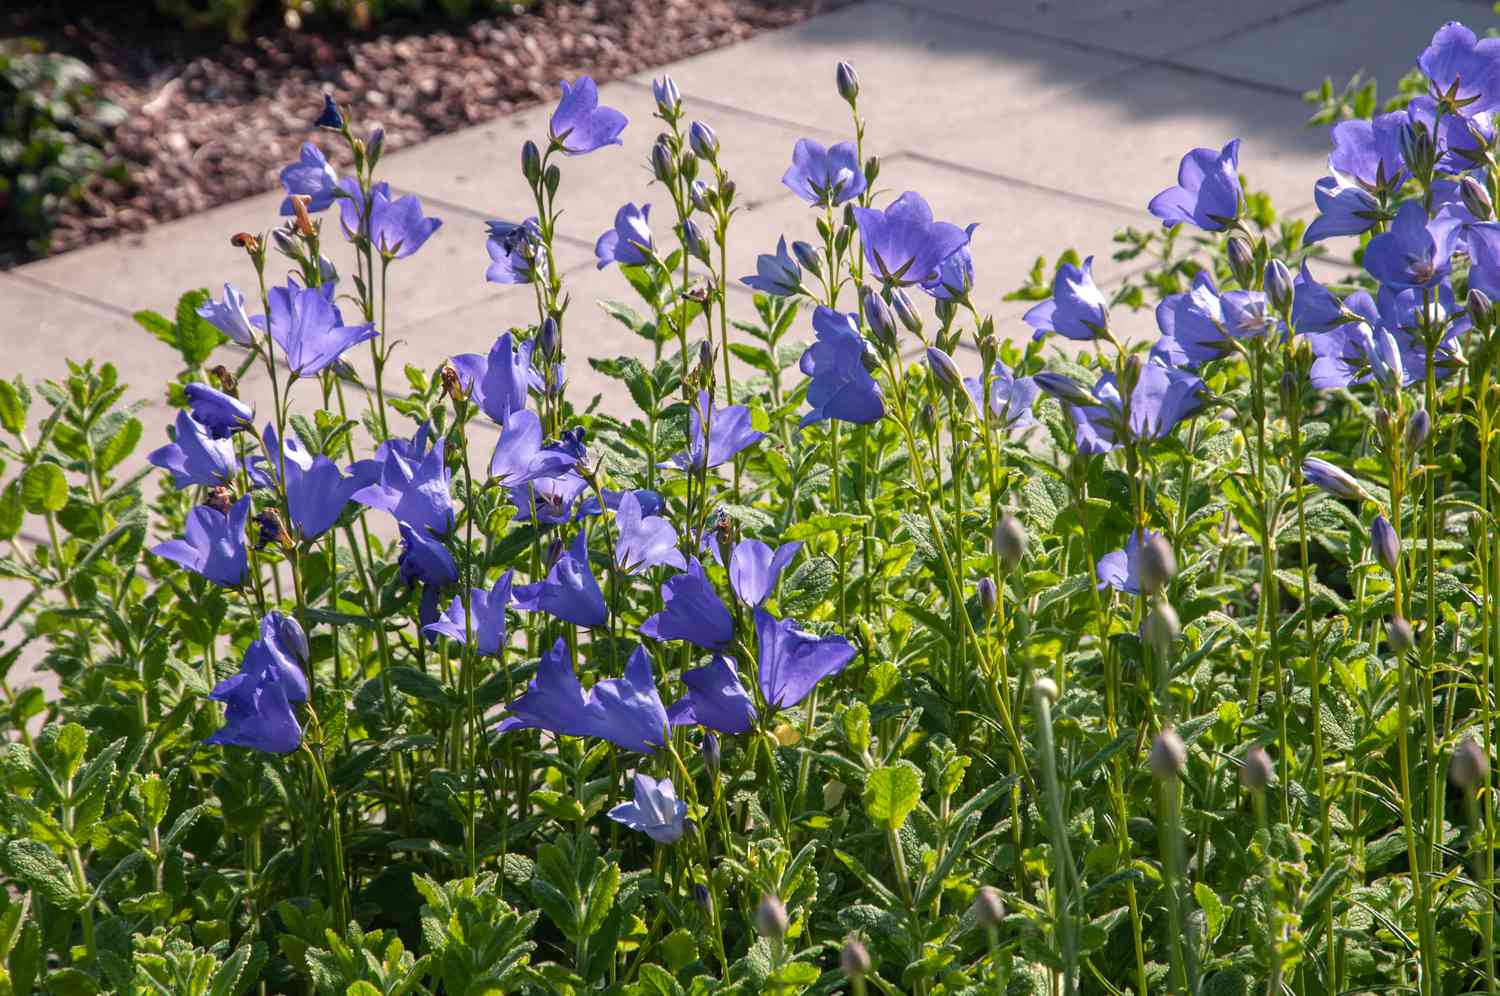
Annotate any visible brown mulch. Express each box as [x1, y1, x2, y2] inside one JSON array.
[[2, 0, 842, 268]]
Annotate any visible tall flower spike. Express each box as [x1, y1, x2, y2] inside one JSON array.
[[755, 607, 856, 710], [641, 558, 734, 649], [511, 530, 607, 628], [550, 77, 628, 155], [1148, 139, 1242, 231], [152, 496, 251, 588], [608, 773, 687, 843]]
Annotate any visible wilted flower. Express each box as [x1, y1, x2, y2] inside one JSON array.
[[152, 496, 251, 588], [549, 77, 628, 155], [609, 773, 688, 843], [1148, 140, 1242, 231]]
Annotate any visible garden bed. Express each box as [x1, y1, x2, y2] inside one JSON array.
[[0, 0, 838, 268]]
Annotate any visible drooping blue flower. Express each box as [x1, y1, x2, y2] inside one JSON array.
[[260, 611, 309, 697], [352, 428, 453, 539], [149, 411, 238, 489], [183, 384, 253, 439], [595, 203, 654, 268], [314, 93, 344, 130], [781, 138, 866, 206], [424, 570, 514, 657], [197, 283, 260, 346], [963, 361, 1040, 432], [729, 539, 802, 607], [755, 608, 856, 710], [1363, 200, 1460, 290], [489, 410, 581, 487], [799, 307, 884, 428], [1305, 174, 1383, 244], [1148, 139, 1242, 231], [450, 331, 543, 426], [641, 557, 733, 649], [512, 530, 607, 628], [397, 522, 458, 589], [205, 644, 302, 754], [367, 188, 442, 259], [1419, 21, 1500, 115], [667, 656, 758, 735], [660, 390, 766, 471], [1096, 528, 1162, 595], [484, 217, 545, 285], [550, 77, 628, 155], [615, 491, 686, 575], [279, 142, 339, 215], [498, 639, 669, 753], [741, 237, 804, 296], [921, 237, 976, 302], [608, 773, 687, 843], [1328, 114, 1408, 192], [1041, 365, 1207, 455], [152, 496, 251, 588], [853, 191, 971, 286], [267, 283, 377, 377], [1024, 256, 1109, 342], [1303, 458, 1369, 500], [1157, 272, 1277, 366], [284, 451, 361, 542]]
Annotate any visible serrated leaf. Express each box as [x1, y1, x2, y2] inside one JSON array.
[[20, 463, 66, 514], [863, 761, 922, 831]]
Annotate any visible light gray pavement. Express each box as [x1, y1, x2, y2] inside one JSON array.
[[0, 0, 1493, 685]]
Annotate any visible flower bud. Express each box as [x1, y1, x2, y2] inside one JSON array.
[[521, 140, 542, 185], [1371, 513, 1399, 574], [842, 202, 858, 232], [702, 731, 721, 778], [652, 76, 682, 116], [538, 316, 560, 361], [976, 577, 997, 619], [1034, 372, 1095, 407], [788, 240, 820, 278], [861, 287, 896, 350], [315, 92, 344, 130], [1302, 457, 1369, 501], [1263, 258, 1293, 314], [651, 141, 675, 184], [690, 179, 712, 212], [1033, 676, 1058, 705], [926, 347, 963, 392], [836, 61, 859, 104], [719, 178, 736, 207], [1405, 408, 1431, 453], [1240, 745, 1274, 791], [1472, 288, 1496, 332], [919, 402, 937, 434], [891, 287, 922, 334], [864, 155, 880, 185], [1149, 728, 1187, 780], [755, 894, 788, 939], [994, 514, 1026, 571], [972, 886, 1005, 928], [696, 339, 716, 385], [841, 935, 871, 976], [1139, 535, 1177, 595], [269, 612, 310, 665], [681, 218, 711, 264], [1145, 602, 1181, 658], [544, 164, 561, 198], [1451, 736, 1491, 792], [1388, 615, 1416, 654], [1227, 236, 1255, 289], [1400, 119, 1435, 176], [1462, 174, 1494, 220], [692, 882, 713, 913], [689, 121, 719, 160], [367, 125, 385, 167], [978, 332, 998, 371]]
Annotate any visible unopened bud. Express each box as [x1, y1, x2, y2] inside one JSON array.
[[692, 882, 712, 913], [835, 61, 859, 105], [1140, 535, 1177, 594], [919, 402, 937, 434], [755, 894, 788, 939], [367, 125, 385, 166], [690, 180, 712, 212], [864, 155, 880, 185], [702, 731, 721, 778], [521, 140, 542, 185], [791, 240, 821, 276], [652, 76, 682, 117], [1033, 676, 1058, 705], [1263, 258, 1293, 314], [1227, 236, 1256, 289], [840, 935, 871, 976], [1388, 615, 1416, 654], [861, 287, 896, 350], [682, 219, 711, 264], [688, 121, 719, 161], [1371, 513, 1399, 574], [538, 317, 560, 360], [976, 577, 997, 619], [972, 886, 1005, 928], [1406, 408, 1431, 453], [1145, 602, 1181, 658], [926, 347, 963, 392], [1451, 736, 1491, 792], [1240, 746, 1274, 791], [994, 514, 1026, 571], [1149, 728, 1187, 779], [651, 141, 675, 184], [1462, 174, 1494, 220], [891, 288, 922, 334]]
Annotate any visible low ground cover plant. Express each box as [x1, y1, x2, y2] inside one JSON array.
[[4, 18, 1500, 996]]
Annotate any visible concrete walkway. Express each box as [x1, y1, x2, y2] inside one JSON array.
[[0, 0, 1491, 673]]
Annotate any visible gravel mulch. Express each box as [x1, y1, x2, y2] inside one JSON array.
[[2, 0, 841, 268]]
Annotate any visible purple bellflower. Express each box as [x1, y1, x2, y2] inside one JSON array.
[[1328, 114, 1408, 192], [550, 77, 628, 155], [1024, 256, 1110, 342], [424, 570, 515, 657], [853, 191, 971, 286], [729, 539, 802, 607], [1148, 139, 1242, 231], [205, 643, 303, 754], [641, 558, 734, 649], [267, 283, 377, 377], [1305, 174, 1383, 244], [279, 142, 339, 215], [352, 428, 453, 539], [615, 491, 686, 575], [284, 451, 361, 542], [367, 188, 442, 259], [781, 138, 866, 206], [595, 203, 654, 268], [741, 237, 804, 296], [197, 283, 260, 346], [963, 361, 1040, 432], [450, 331, 542, 426], [755, 608, 856, 710], [509, 471, 589, 525], [922, 238, 976, 302], [1303, 458, 1369, 500], [1363, 200, 1459, 290], [1040, 364, 1207, 455], [260, 611, 310, 701], [149, 411, 238, 489], [1096, 528, 1163, 596], [512, 530, 607, 628], [799, 307, 885, 428], [152, 495, 251, 588], [608, 773, 687, 843], [485, 218, 545, 285], [183, 383, 253, 439], [1419, 21, 1500, 114], [489, 410, 581, 487], [661, 390, 766, 471], [1158, 272, 1276, 366], [499, 639, 669, 753], [397, 522, 458, 628], [667, 656, 758, 734]]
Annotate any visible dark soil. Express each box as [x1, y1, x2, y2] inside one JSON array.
[[2, 0, 840, 268]]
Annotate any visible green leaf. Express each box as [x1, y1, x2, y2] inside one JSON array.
[[863, 761, 923, 831], [95, 416, 142, 473], [780, 555, 837, 617], [20, 463, 66, 514], [174, 289, 225, 367], [4, 840, 80, 910], [1194, 882, 1225, 941], [388, 667, 451, 707], [0, 380, 26, 435], [132, 309, 175, 347], [0, 481, 22, 542]]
